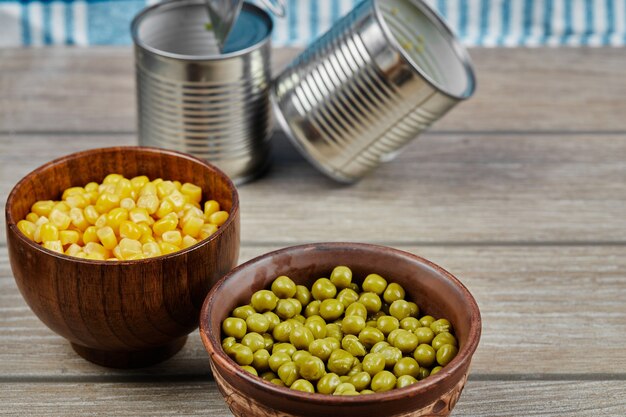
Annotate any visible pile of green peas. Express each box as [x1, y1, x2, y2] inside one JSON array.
[[221, 266, 459, 395]]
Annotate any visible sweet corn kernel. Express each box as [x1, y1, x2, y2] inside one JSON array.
[[85, 191, 99, 204], [125, 253, 146, 261], [49, 209, 72, 230], [173, 180, 182, 191], [166, 189, 186, 210], [65, 194, 88, 209], [85, 252, 106, 261], [62, 187, 85, 200], [182, 235, 198, 249], [59, 230, 80, 246], [142, 241, 162, 258], [53, 202, 71, 213], [159, 242, 179, 255], [103, 173, 123, 185], [199, 224, 218, 240], [106, 208, 129, 233], [137, 194, 159, 214], [95, 214, 107, 228], [182, 216, 204, 238], [140, 235, 156, 244], [84, 182, 99, 192], [131, 175, 150, 191], [74, 252, 88, 259], [40, 223, 59, 242], [157, 181, 176, 199], [95, 193, 120, 214], [96, 226, 118, 250], [119, 220, 142, 240], [136, 222, 153, 238], [120, 198, 135, 210], [65, 243, 82, 256], [84, 242, 109, 258], [35, 216, 49, 225], [139, 182, 157, 197], [31, 200, 55, 217], [155, 199, 175, 219], [208, 211, 229, 227], [114, 178, 133, 199], [119, 238, 142, 259], [152, 178, 164, 185], [153, 213, 178, 236], [181, 183, 202, 204], [204, 200, 220, 218], [69, 208, 88, 231], [162, 230, 182, 247], [127, 207, 149, 224], [17, 220, 36, 240], [84, 205, 100, 225], [25, 213, 39, 223], [83, 226, 99, 244], [43, 240, 64, 254], [112, 245, 123, 260]]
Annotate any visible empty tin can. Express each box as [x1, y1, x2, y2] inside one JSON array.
[[272, 0, 476, 183], [132, 0, 273, 184]]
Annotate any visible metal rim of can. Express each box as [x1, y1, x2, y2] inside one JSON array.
[[372, 0, 476, 100], [130, 0, 274, 62]]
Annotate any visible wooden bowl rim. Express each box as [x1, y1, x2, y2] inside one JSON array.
[[200, 242, 481, 406], [5, 146, 240, 265]]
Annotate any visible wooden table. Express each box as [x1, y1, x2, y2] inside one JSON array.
[[1, 47, 625, 416]]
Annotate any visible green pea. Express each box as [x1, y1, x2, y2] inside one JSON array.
[[268, 352, 291, 373], [376, 316, 400, 335], [262, 333, 274, 350], [221, 336, 237, 353], [252, 349, 270, 371], [293, 314, 306, 324], [339, 375, 351, 383], [311, 278, 337, 301], [272, 342, 297, 357], [430, 318, 452, 335], [341, 315, 366, 335], [407, 302, 419, 317], [396, 375, 418, 389], [413, 344, 436, 367], [291, 379, 315, 393], [305, 318, 327, 339], [436, 344, 458, 366], [349, 371, 371, 391], [278, 361, 300, 386], [430, 366, 443, 376], [325, 337, 341, 351], [419, 315, 435, 327], [260, 371, 277, 381], [383, 282, 406, 304], [271, 275, 297, 299], [317, 373, 341, 395], [392, 330, 419, 353], [347, 358, 363, 376], [230, 344, 253, 366], [295, 285, 311, 306], [304, 300, 321, 317], [309, 339, 333, 361], [275, 299, 298, 320], [371, 370, 396, 392], [241, 365, 258, 376], [289, 326, 314, 350], [341, 335, 366, 357], [362, 274, 387, 295], [389, 300, 412, 320], [431, 332, 457, 351], [358, 326, 385, 348], [232, 305, 256, 320], [387, 329, 404, 345], [241, 332, 265, 353], [222, 317, 247, 339], [251, 290, 278, 312], [326, 323, 343, 341], [370, 341, 390, 353], [333, 382, 357, 395], [393, 357, 420, 378], [417, 367, 430, 380], [336, 288, 359, 308], [287, 318, 304, 329], [319, 299, 345, 321], [366, 320, 378, 328], [330, 266, 352, 289], [362, 353, 385, 376], [271, 378, 285, 386], [359, 292, 382, 314], [292, 350, 312, 367], [361, 389, 375, 395], [246, 313, 270, 334], [349, 282, 360, 293], [272, 321, 294, 342], [298, 356, 326, 381], [345, 302, 368, 319], [379, 346, 403, 368], [327, 349, 355, 375], [414, 326, 435, 344], [400, 317, 420, 332], [262, 311, 281, 332]]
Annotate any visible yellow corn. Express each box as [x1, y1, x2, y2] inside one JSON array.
[[199, 223, 218, 240], [85, 190, 99, 204], [139, 182, 157, 197], [62, 187, 85, 200], [112, 245, 123, 260], [69, 208, 89, 231], [120, 197, 135, 210], [95, 193, 120, 214], [159, 241, 179, 255], [152, 178, 163, 185], [140, 235, 156, 244], [119, 220, 142, 240], [153, 213, 178, 236], [142, 241, 162, 258], [136, 222, 153, 238], [127, 207, 149, 224], [95, 214, 107, 228], [59, 230, 80, 246], [155, 199, 175, 219], [74, 251, 88, 259], [157, 181, 176, 199], [114, 178, 133, 199], [40, 223, 59, 242], [49, 209, 71, 230], [182, 235, 198, 249], [173, 180, 182, 191], [96, 226, 118, 250], [137, 194, 159, 214], [83, 226, 99, 244], [85, 252, 106, 261], [25, 213, 39, 223], [130, 175, 150, 191], [181, 183, 202, 203], [43, 240, 64, 254], [65, 243, 82, 257], [65, 194, 88, 209], [84, 242, 109, 258], [208, 210, 229, 227], [106, 207, 128, 233], [31, 200, 55, 217], [125, 253, 146, 261], [53, 202, 71, 213], [162, 230, 182, 247], [17, 220, 36, 240], [182, 216, 204, 238], [84, 205, 100, 225], [84, 182, 99, 192], [204, 200, 220, 218], [166, 189, 186, 210], [103, 173, 123, 184], [119, 238, 142, 259]]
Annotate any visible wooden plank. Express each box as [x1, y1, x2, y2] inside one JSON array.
[[1, 245, 625, 378], [2, 133, 626, 246], [1, 380, 624, 416], [1, 48, 626, 133]]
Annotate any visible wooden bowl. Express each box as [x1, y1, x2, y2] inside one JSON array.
[[200, 243, 481, 417], [5, 147, 240, 368]]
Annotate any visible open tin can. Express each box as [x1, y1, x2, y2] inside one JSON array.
[[132, 0, 273, 184], [272, 0, 476, 183]]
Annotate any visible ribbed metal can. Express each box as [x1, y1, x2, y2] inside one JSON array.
[[272, 0, 476, 183], [132, 0, 273, 184]]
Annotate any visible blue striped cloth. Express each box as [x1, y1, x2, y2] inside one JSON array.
[[1, 0, 625, 47]]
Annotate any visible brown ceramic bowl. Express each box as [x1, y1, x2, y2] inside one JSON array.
[[200, 243, 481, 417], [6, 147, 240, 368]]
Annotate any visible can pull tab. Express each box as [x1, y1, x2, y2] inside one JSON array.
[[205, 0, 285, 51]]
